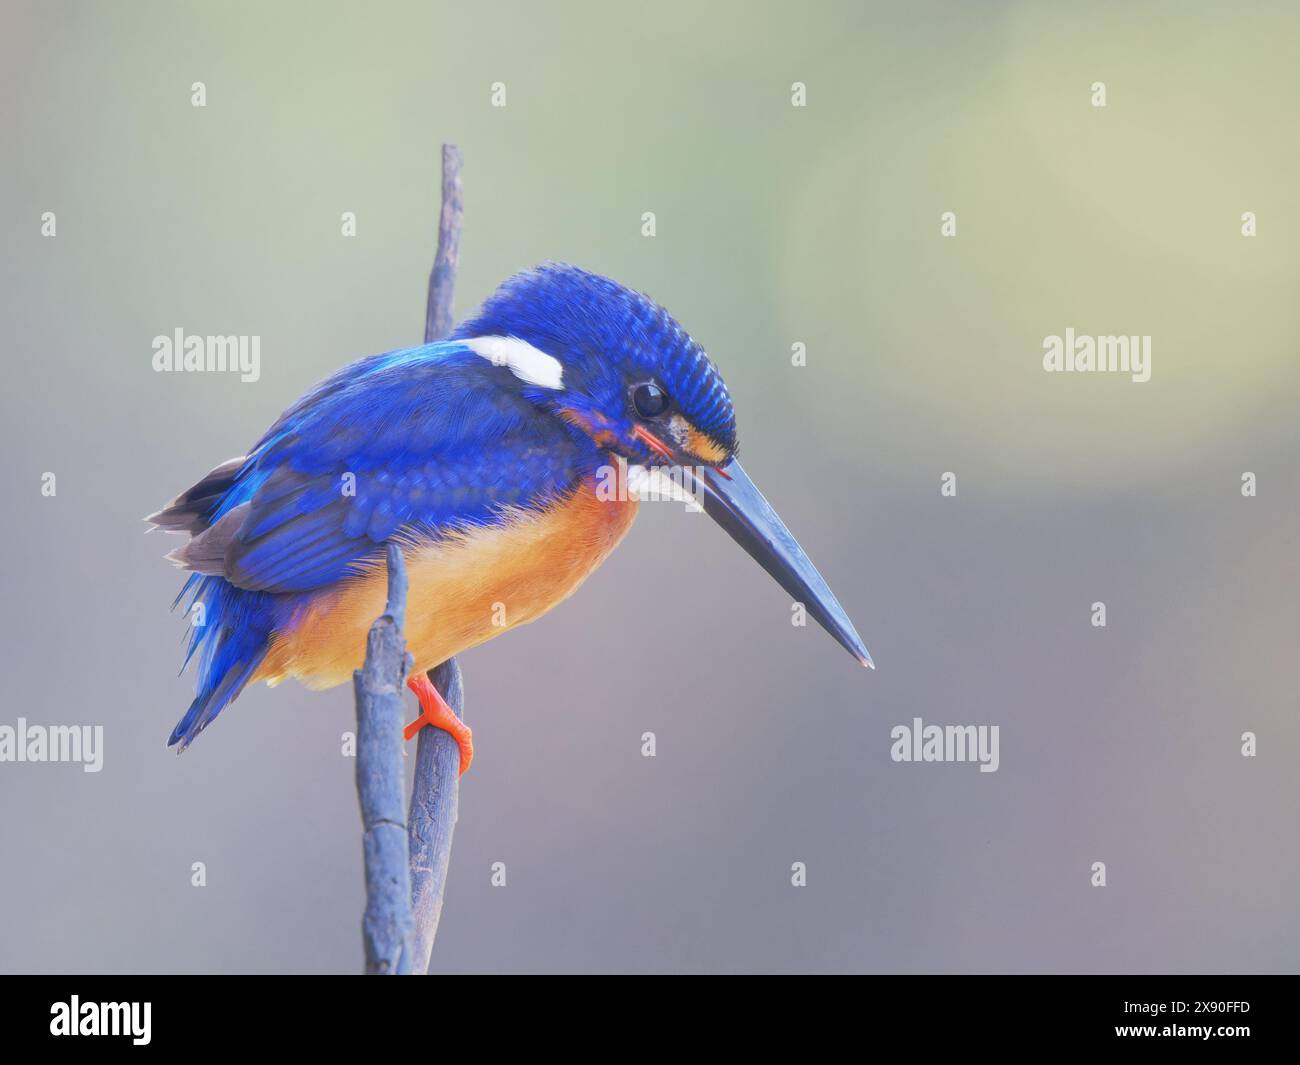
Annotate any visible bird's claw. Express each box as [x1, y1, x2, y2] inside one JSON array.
[[404, 672, 473, 775]]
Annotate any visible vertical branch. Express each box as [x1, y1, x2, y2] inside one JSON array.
[[407, 658, 464, 971], [354, 542, 414, 975], [407, 142, 466, 973], [424, 144, 463, 345]]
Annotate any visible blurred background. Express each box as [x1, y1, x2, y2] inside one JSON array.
[[1, 0, 1296, 973]]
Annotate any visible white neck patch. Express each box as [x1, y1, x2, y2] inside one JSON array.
[[463, 335, 564, 390]]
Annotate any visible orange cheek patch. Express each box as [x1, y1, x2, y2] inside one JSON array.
[[685, 425, 729, 464]]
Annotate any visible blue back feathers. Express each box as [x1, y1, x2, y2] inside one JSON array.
[[216, 344, 593, 593]]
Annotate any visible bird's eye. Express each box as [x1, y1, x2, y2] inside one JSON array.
[[631, 381, 669, 419]]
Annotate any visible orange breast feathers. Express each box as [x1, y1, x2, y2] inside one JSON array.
[[255, 476, 639, 691]]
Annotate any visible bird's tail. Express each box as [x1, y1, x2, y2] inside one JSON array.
[[169, 574, 276, 750]]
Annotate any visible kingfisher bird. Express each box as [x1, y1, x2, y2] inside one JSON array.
[[150, 263, 872, 772]]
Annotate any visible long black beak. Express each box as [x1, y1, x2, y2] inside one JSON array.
[[682, 458, 874, 669]]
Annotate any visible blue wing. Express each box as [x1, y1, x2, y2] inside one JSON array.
[[200, 341, 591, 594]]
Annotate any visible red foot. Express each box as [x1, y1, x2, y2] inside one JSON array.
[[404, 673, 473, 775]]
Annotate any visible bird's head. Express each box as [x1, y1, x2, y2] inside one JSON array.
[[455, 262, 737, 468], [454, 262, 873, 669]]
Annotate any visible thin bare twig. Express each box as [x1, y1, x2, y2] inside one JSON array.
[[424, 144, 464, 344], [354, 542, 415, 974], [356, 144, 465, 975], [407, 142, 466, 973], [407, 658, 464, 972]]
